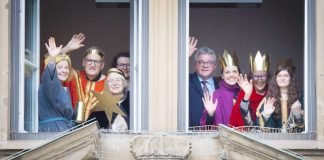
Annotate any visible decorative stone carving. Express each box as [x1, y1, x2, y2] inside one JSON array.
[[130, 134, 192, 160]]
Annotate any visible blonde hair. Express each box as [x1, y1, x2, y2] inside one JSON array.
[[44, 54, 74, 82]]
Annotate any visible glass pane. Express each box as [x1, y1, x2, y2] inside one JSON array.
[[24, 64, 36, 132], [188, 1, 304, 129], [25, 0, 37, 62]]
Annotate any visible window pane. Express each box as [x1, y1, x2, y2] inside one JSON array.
[[24, 63, 37, 132], [189, 1, 304, 129], [25, 0, 37, 63]]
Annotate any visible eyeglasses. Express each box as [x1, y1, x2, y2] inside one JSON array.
[[117, 63, 130, 68], [195, 60, 215, 67], [252, 74, 268, 81], [84, 58, 102, 65]]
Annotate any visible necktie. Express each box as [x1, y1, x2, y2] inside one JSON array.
[[201, 81, 209, 95]]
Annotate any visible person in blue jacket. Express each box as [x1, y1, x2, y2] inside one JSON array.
[[38, 37, 75, 132]]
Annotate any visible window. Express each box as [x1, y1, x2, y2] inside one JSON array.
[[10, 0, 149, 136], [11, 0, 40, 134], [179, 0, 316, 133], [24, 0, 40, 132]]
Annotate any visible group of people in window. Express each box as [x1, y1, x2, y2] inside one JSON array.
[[39, 33, 130, 132], [38, 34, 304, 133], [189, 37, 304, 132]]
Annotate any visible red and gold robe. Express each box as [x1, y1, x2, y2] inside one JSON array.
[[64, 70, 105, 109]]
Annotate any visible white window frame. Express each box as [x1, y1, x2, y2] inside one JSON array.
[[130, 0, 149, 131], [11, 0, 149, 135], [95, 0, 150, 131], [11, 0, 40, 134], [178, 0, 316, 133]]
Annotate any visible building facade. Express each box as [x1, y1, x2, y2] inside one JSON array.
[[1, 0, 324, 159]]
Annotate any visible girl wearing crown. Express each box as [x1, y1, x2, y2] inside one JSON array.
[[229, 51, 270, 127], [38, 37, 75, 132], [256, 59, 304, 132], [200, 50, 240, 126]]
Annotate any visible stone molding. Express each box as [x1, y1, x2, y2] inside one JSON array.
[[4, 122, 99, 160], [218, 125, 308, 160]]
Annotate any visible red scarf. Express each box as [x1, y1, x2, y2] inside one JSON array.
[[229, 89, 265, 127]]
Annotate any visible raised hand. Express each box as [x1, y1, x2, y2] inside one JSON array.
[[61, 33, 85, 54], [202, 91, 218, 117], [262, 97, 276, 116], [237, 74, 253, 100], [189, 36, 198, 58], [291, 100, 302, 113], [45, 37, 63, 58]]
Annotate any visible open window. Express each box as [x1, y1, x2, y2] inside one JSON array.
[[10, 0, 149, 138], [179, 0, 316, 133]]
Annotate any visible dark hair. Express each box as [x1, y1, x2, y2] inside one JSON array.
[[83, 46, 105, 59], [111, 52, 130, 68], [266, 60, 298, 118]]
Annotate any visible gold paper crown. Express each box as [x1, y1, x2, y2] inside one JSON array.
[[219, 50, 239, 70], [90, 48, 99, 55], [249, 51, 269, 72], [106, 68, 125, 79], [44, 53, 72, 67], [84, 46, 105, 59]]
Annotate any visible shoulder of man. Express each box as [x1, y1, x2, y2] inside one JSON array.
[[189, 72, 198, 82]]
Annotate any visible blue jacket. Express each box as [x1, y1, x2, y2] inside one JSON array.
[[38, 64, 74, 132], [189, 73, 218, 127]]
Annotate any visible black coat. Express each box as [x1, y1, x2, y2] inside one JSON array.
[[189, 73, 218, 127]]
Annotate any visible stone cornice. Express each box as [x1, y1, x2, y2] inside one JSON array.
[[218, 125, 308, 160], [4, 122, 99, 160]]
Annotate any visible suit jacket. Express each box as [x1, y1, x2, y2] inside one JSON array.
[[189, 73, 218, 127]]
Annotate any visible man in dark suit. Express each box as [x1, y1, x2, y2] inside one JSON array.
[[188, 38, 218, 127]]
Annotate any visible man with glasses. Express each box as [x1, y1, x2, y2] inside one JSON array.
[[111, 52, 130, 87], [60, 33, 106, 109], [66, 46, 106, 109], [188, 37, 219, 127], [60, 34, 111, 128], [229, 51, 270, 127]]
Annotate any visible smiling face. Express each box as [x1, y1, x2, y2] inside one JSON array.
[[222, 66, 239, 85], [116, 57, 130, 79], [252, 71, 268, 94], [106, 73, 126, 95], [276, 70, 291, 88], [194, 54, 216, 80], [56, 60, 70, 81], [83, 53, 105, 80]]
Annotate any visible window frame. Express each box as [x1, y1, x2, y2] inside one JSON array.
[[178, 0, 316, 133], [10, 0, 149, 136], [130, 0, 150, 131], [11, 0, 40, 134]]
